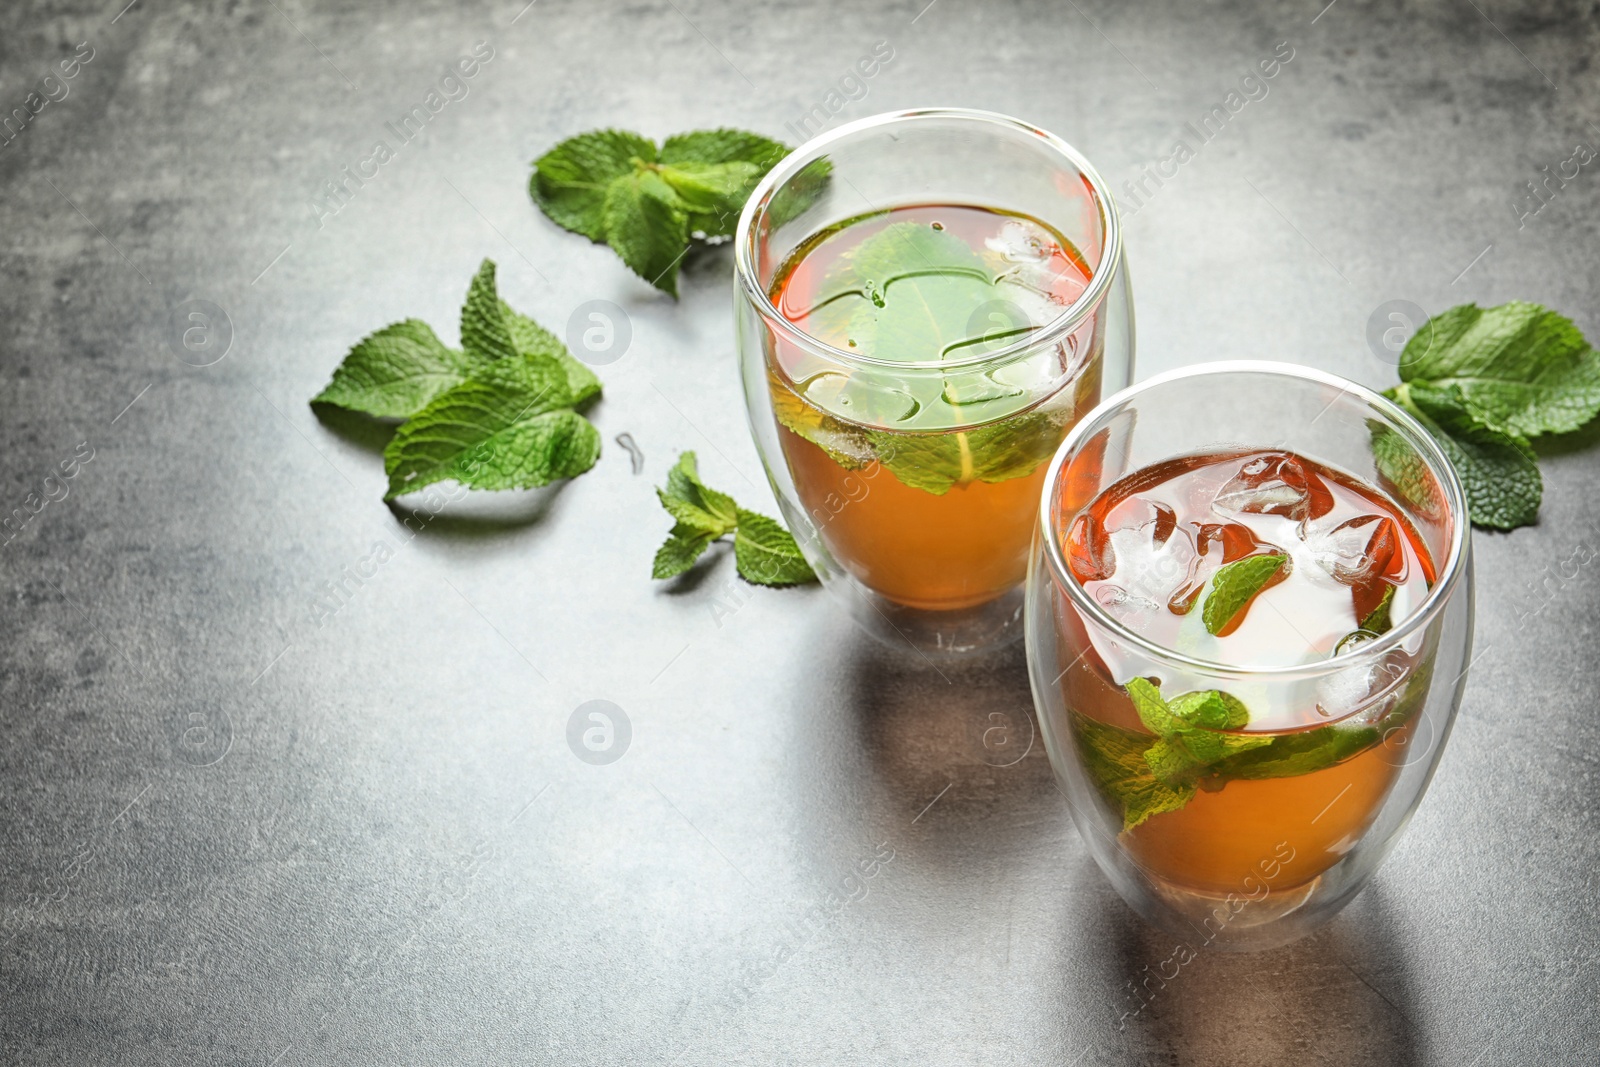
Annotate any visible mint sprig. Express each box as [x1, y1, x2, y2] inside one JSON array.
[[1382, 302, 1600, 530], [1074, 670, 1430, 831], [529, 127, 790, 297], [310, 259, 604, 501], [652, 452, 815, 586]]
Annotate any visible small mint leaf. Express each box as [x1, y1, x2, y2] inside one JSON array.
[[602, 171, 689, 297], [733, 508, 815, 586], [382, 354, 593, 500], [1360, 584, 1396, 634], [530, 129, 658, 241], [657, 452, 737, 536], [653, 524, 716, 579], [1124, 677, 1179, 736], [1167, 690, 1251, 731], [1201, 554, 1288, 636], [460, 259, 519, 364], [1070, 711, 1195, 831], [311, 319, 485, 418]]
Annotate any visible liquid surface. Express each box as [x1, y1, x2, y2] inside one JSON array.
[[776, 204, 1092, 361], [1063, 449, 1437, 673], [767, 204, 1103, 610]]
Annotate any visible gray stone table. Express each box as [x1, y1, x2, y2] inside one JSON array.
[[2, 0, 1596, 1064]]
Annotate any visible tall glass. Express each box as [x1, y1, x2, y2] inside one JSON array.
[[735, 108, 1134, 656], [1026, 362, 1473, 950]]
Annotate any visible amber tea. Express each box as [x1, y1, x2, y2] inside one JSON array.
[[768, 204, 1104, 611]]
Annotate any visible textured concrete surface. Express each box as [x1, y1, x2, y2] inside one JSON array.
[[2, 0, 1598, 1064]]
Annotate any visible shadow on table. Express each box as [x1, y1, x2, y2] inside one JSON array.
[[311, 401, 395, 455], [1047, 874, 1424, 1066], [836, 632, 1064, 864]]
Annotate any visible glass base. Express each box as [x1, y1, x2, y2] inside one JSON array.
[[1142, 874, 1323, 952], [846, 582, 1025, 658]]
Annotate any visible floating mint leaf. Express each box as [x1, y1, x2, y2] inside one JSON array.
[[1073, 667, 1433, 831], [1070, 711, 1195, 831], [1360, 584, 1396, 634], [1201, 554, 1289, 636]]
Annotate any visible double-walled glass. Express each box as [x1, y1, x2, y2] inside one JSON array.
[[735, 109, 1134, 656], [1026, 363, 1473, 950]]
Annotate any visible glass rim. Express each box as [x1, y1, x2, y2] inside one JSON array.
[[732, 107, 1125, 372], [1037, 360, 1472, 680]]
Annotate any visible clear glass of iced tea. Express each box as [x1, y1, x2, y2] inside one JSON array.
[[735, 109, 1133, 656], [1027, 362, 1473, 950]]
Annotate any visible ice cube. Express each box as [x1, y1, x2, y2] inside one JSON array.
[[1304, 514, 1400, 586], [1317, 648, 1415, 721], [1101, 501, 1199, 614], [1213, 453, 1333, 524], [1066, 512, 1115, 583], [985, 219, 1055, 264], [1093, 583, 1162, 630]]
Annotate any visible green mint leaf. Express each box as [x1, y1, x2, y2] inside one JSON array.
[[1070, 711, 1195, 831], [1368, 418, 1448, 522], [733, 508, 816, 586], [1168, 690, 1251, 731], [652, 523, 716, 579], [382, 354, 597, 500], [813, 221, 997, 365], [1213, 660, 1432, 781], [500, 300, 602, 409], [657, 160, 764, 239], [603, 170, 689, 297], [657, 452, 738, 536], [311, 319, 485, 418], [1126, 682, 1270, 785], [1360, 584, 1396, 634], [773, 218, 1069, 497], [1209, 721, 1379, 781], [1399, 301, 1600, 438], [659, 128, 789, 169], [1388, 381, 1541, 530], [1125, 677, 1180, 735], [863, 410, 1064, 496], [659, 130, 789, 236], [1201, 554, 1289, 636], [460, 259, 519, 364], [529, 129, 658, 241]]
